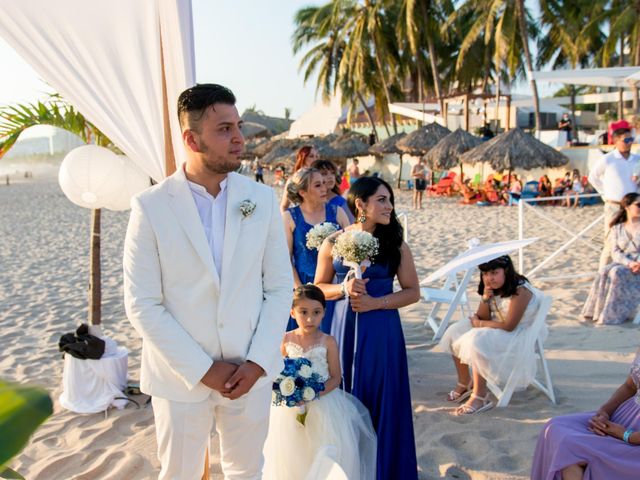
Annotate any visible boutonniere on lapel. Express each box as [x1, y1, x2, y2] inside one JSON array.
[[239, 199, 257, 219]]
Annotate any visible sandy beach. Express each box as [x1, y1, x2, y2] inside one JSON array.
[[1, 173, 637, 479]]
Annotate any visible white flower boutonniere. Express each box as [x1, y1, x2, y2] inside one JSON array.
[[240, 199, 256, 219]]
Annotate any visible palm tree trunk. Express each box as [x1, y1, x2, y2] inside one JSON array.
[[570, 85, 577, 143], [516, 0, 542, 135], [357, 92, 380, 141], [89, 208, 101, 325], [495, 77, 501, 129], [426, 36, 445, 119], [373, 48, 398, 134]]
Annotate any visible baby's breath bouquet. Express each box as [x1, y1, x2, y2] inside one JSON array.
[[305, 222, 339, 251], [331, 230, 379, 279]]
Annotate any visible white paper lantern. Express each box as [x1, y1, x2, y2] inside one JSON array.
[[103, 155, 150, 211], [58, 145, 149, 211]]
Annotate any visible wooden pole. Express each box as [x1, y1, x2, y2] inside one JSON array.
[[88, 208, 101, 325], [464, 93, 470, 131], [160, 30, 176, 178], [506, 95, 512, 131]]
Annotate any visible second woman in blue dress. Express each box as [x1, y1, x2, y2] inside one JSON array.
[[283, 167, 350, 331]]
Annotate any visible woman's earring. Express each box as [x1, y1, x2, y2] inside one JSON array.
[[359, 212, 367, 223]]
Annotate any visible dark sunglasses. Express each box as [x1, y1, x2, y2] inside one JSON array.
[[623, 137, 635, 144]]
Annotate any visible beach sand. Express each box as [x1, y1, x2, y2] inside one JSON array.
[[1, 175, 637, 479]]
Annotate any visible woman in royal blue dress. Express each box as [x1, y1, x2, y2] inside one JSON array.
[[283, 167, 350, 331], [315, 176, 420, 479], [311, 159, 355, 223]]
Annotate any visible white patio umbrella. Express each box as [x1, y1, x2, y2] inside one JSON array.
[[425, 238, 538, 283]]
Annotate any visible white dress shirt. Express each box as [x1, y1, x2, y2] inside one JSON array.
[[187, 178, 228, 278], [588, 149, 640, 202]]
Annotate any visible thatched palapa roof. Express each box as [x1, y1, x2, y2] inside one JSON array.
[[459, 128, 569, 172], [369, 132, 406, 156], [240, 122, 270, 139], [396, 122, 451, 155], [325, 132, 370, 159], [423, 128, 483, 170]]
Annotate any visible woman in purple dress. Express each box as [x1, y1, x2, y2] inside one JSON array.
[[531, 349, 640, 479]]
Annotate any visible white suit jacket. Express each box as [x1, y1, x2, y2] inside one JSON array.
[[123, 168, 293, 402]]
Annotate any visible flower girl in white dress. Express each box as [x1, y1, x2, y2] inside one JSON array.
[[263, 285, 376, 480]]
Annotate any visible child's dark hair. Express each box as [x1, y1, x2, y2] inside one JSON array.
[[292, 284, 326, 308], [477, 255, 528, 297]]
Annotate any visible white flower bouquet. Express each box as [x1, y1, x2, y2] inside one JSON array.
[[305, 222, 339, 251], [331, 230, 379, 279]]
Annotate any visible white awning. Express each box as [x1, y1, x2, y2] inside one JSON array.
[[531, 67, 640, 88]]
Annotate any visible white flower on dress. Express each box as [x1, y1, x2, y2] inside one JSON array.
[[298, 364, 313, 378], [240, 199, 256, 218], [302, 387, 317, 402], [279, 377, 296, 396]]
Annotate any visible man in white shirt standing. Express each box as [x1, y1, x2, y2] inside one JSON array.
[[588, 127, 640, 268], [123, 84, 293, 479]]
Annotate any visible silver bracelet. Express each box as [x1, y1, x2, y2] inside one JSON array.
[[340, 281, 347, 298]]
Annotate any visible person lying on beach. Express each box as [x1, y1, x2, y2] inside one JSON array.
[[530, 346, 640, 480], [439, 255, 545, 415]]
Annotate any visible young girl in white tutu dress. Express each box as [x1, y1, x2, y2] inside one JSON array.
[[263, 285, 377, 480]]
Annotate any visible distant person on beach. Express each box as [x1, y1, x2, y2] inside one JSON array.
[[588, 128, 640, 268], [538, 175, 552, 198], [280, 145, 318, 211], [563, 170, 583, 207], [582, 192, 640, 325], [411, 158, 428, 209], [253, 160, 264, 183], [348, 158, 361, 185], [480, 123, 494, 141], [124, 84, 292, 479], [558, 113, 573, 144], [531, 346, 640, 480], [440, 255, 544, 416]]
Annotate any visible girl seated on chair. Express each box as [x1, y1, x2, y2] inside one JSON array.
[[439, 255, 545, 415]]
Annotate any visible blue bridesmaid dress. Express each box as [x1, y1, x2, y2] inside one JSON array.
[[328, 194, 354, 223], [286, 203, 338, 332], [333, 258, 418, 480]]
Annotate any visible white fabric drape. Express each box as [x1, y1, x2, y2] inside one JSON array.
[[0, 0, 195, 181]]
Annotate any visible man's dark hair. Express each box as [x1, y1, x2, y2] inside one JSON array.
[[177, 84, 236, 131], [612, 128, 631, 139]]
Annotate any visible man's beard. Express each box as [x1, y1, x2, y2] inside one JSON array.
[[199, 144, 241, 174]]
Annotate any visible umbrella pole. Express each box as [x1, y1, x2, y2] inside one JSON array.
[[397, 154, 403, 189]]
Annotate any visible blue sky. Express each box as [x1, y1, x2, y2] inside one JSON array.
[[0, 0, 554, 119]]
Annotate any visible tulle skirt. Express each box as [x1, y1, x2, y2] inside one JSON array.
[[263, 389, 377, 480]]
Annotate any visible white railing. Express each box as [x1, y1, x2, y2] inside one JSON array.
[[517, 193, 603, 282]]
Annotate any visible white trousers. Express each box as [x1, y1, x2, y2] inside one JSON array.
[[152, 384, 272, 480], [599, 203, 620, 269]]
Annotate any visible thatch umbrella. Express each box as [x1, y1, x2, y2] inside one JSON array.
[[423, 128, 483, 177], [396, 122, 451, 156], [459, 127, 569, 184], [241, 121, 270, 139], [368, 132, 406, 187], [261, 145, 296, 165], [325, 132, 370, 160]]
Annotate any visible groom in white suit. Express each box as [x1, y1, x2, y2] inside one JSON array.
[[123, 84, 293, 479]]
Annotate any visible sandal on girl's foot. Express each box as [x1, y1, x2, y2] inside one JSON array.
[[453, 394, 494, 416], [446, 382, 473, 403]]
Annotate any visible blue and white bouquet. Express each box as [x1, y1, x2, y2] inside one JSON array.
[[272, 357, 325, 424]]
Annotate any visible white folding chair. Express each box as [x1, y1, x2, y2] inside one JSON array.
[[420, 269, 473, 342], [487, 293, 556, 407], [633, 306, 640, 325]]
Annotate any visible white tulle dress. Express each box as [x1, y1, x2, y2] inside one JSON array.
[[439, 282, 546, 390], [262, 340, 377, 480]]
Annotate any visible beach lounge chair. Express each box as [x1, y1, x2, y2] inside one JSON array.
[[430, 172, 456, 196], [470, 173, 482, 188], [486, 293, 556, 407], [520, 180, 540, 201]]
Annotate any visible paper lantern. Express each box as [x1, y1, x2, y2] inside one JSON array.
[[103, 155, 150, 211], [58, 145, 149, 210]]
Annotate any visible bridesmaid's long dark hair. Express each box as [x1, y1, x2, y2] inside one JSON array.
[[347, 177, 404, 274]]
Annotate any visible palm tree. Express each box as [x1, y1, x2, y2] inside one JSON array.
[[537, 0, 606, 131], [0, 97, 116, 326], [339, 0, 403, 134], [292, 2, 382, 137], [397, 0, 455, 116], [450, 0, 540, 132]]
